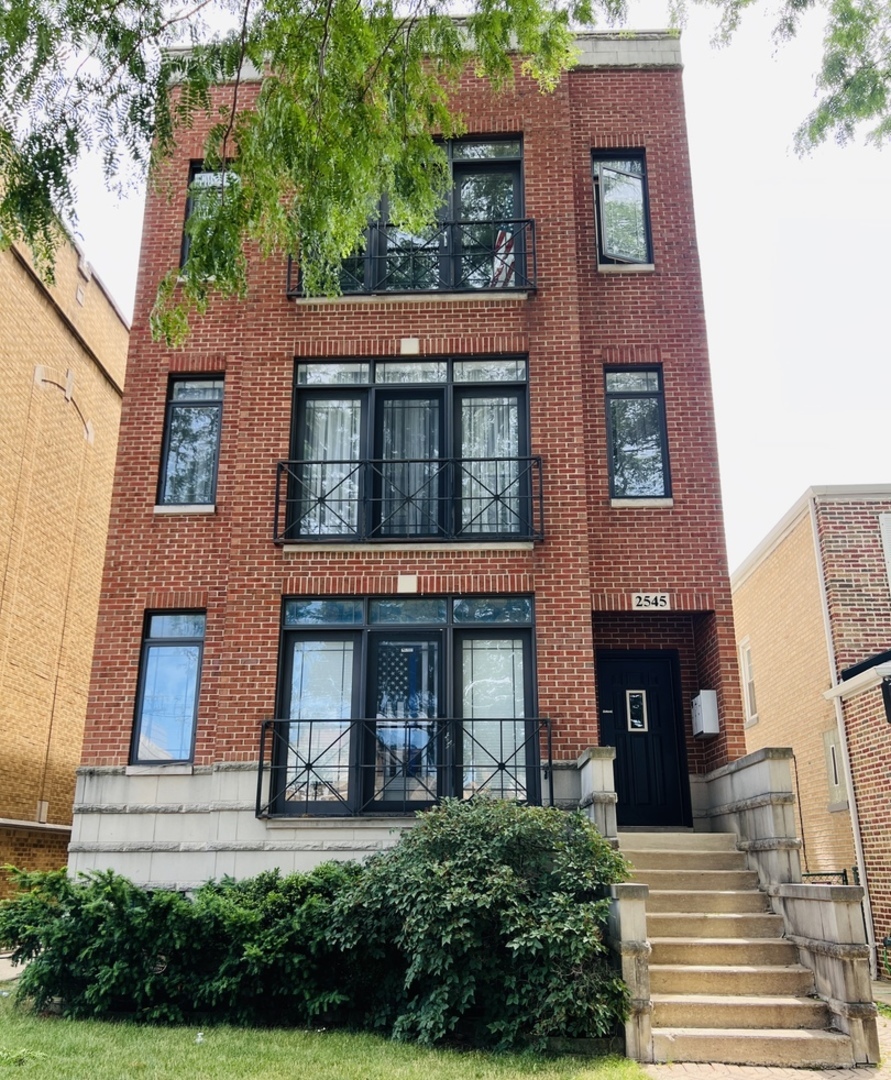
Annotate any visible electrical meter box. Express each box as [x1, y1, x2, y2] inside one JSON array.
[[692, 690, 719, 737]]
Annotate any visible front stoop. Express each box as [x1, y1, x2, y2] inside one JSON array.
[[619, 831, 856, 1068]]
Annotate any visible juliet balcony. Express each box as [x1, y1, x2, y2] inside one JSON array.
[[273, 456, 544, 543]]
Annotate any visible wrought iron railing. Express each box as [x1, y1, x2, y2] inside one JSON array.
[[256, 716, 552, 817], [287, 218, 536, 296], [801, 870, 850, 885], [273, 456, 544, 543]]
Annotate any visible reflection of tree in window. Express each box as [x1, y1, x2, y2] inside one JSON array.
[[161, 380, 223, 505], [593, 156, 651, 265], [606, 370, 669, 498]]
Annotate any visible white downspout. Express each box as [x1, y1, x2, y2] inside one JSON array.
[[809, 494, 877, 976]]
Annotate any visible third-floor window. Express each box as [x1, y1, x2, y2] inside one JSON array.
[[275, 357, 543, 543]]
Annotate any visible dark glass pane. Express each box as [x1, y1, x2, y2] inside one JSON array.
[[148, 613, 205, 639], [137, 644, 200, 760], [368, 598, 448, 624], [378, 397, 441, 536], [381, 223, 442, 290], [284, 600, 363, 626], [609, 397, 666, 496], [162, 404, 221, 504], [453, 597, 532, 624]]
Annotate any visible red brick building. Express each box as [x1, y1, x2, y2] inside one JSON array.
[[71, 32, 747, 888]]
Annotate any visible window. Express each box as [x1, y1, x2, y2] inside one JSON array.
[[158, 378, 224, 505], [268, 596, 540, 815], [277, 357, 542, 542], [299, 140, 533, 294], [180, 164, 237, 266], [739, 639, 758, 725], [605, 369, 670, 498], [592, 152, 652, 266], [132, 613, 205, 763]]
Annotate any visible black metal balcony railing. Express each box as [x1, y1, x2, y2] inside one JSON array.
[[274, 456, 544, 543], [286, 218, 536, 297], [256, 717, 552, 818]]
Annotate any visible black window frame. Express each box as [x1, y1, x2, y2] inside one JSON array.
[[180, 161, 238, 267], [335, 138, 530, 294], [272, 595, 539, 815], [157, 375, 224, 506], [285, 356, 535, 541], [604, 366, 671, 499], [591, 151, 653, 266], [130, 611, 206, 765]]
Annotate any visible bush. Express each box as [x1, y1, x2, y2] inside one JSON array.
[[332, 799, 630, 1048], [0, 801, 629, 1047]]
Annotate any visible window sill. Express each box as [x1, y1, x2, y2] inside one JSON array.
[[744, 716, 759, 729], [154, 504, 216, 515], [610, 497, 673, 509], [264, 815, 416, 828], [292, 290, 530, 306], [827, 799, 849, 814], [598, 263, 655, 274], [126, 764, 194, 776], [282, 540, 535, 554]]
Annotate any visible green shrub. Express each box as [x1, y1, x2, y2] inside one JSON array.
[[0, 801, 629, 1048], [332, 799, 630, 1048]]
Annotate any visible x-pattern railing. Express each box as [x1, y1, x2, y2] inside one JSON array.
[[274, 456, 544, 542], [256, 717, 552, 817], [287, 219, 536, 296]]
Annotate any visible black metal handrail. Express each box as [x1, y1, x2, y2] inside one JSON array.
[[287, 218, 536, 297], [256, 716, 552, 818], [273, 456, 544, 543], [801, 870, 850, 885]]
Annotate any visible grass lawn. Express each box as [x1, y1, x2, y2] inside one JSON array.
[[0, 982, 648, 1080]]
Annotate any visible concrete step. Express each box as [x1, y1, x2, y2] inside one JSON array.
[[647, 912, 784, 939], [650, 937, 799, 966], [630, 868, 760, 891], [622, 848, 748, 871], [618, 830, 739, 851], [646, 889, 769, 914], [652, 1027, 854, 1067], [650, 964, 816, 996], [651, 993, 831, 1030]]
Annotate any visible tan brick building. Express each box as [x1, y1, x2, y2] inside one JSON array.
[[0, 234, 128, 896], [732, 485, 891, 967]]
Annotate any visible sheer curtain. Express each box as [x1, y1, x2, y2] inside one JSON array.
[[300, 399, 361, 535], [460, 637, 526, 799], [460, 395, 520, 534], [379, 397, 440, 536]]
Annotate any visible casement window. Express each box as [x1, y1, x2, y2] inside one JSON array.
[[605, 369, 671, 498], [180, 164, 237, 266], [330, 139, 532, 294], [278, 357, 542, 542], [158, 377, 224, 506], [592, 152, 652, 266], [739, 639, 758, 725], [267, 596, 540, 815], [131, 613, 205, 763]]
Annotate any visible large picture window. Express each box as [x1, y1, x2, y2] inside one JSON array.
[[592, 152, 652, 266], [132, 613, 205, 763], [605, 368, 671, 499], [158, 377, 224, 506], [264, 596, 540, 815], [276, 357, 543, 542], [289, 140, 534, 295]]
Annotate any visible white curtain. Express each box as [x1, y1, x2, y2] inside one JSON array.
[[461, 396, 520, 534], [300, 399, 361, 534]]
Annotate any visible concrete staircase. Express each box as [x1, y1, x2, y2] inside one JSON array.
[[618, 831, 856, 1067]]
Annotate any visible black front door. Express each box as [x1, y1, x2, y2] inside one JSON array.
[[597, 650, 690, 827]]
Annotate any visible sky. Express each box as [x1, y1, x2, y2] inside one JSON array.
[[69, 3, 891, 572]]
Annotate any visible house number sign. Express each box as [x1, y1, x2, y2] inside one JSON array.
[[631, 593, 671, 610]]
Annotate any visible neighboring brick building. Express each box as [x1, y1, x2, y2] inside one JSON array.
[[0, 234, 128, 897], [732, 485, 891, 966], [71, 32, 748, 889]]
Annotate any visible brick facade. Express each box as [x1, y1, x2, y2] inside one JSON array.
[[73, 34, 746, 887], [0, 235, 128, 898], [732, 486, 891, 955]]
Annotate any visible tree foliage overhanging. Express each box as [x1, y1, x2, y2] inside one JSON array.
[[0, 0, 887, 337]]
